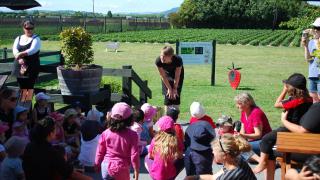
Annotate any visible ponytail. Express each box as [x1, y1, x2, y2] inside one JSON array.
[[212, 134, 251, 157]]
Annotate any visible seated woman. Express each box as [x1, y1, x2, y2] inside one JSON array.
[[254, 73, 313, 180], [185, 134, 257, 180], [234, 92, 272, 155]]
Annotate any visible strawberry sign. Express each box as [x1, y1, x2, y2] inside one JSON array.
[[228, 63, 242, 90]]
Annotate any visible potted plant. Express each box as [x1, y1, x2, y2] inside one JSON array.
[[57, 27, 103, 95]]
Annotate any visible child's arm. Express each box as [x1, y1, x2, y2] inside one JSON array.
[[95, 133, 107, 170], [131, 133, 140, 180], [274, 85, 287, 108], [148, 126, 155, 138]]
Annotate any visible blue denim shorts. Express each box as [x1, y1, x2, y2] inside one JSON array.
[[308, 77, 320, 94]]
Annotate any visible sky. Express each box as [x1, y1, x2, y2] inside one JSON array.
[[0, 0, 184, 13]]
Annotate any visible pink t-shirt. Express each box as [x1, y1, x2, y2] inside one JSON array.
[[148, 137, 184, 180], [240, 106, 272, 141], [95, 128, 140, 180]]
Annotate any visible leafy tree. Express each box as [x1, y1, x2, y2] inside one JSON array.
[[107, 11, 112, 18]]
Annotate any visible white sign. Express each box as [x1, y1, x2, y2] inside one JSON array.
[[179, 42, 213, 64]]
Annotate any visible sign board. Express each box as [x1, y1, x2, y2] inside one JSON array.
[[178, 42, 213, 64]]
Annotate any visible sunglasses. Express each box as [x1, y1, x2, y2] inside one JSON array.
[[218, 136, 226, 153], [24, 27, 34, 30], [7, 96, 17, 102], [314, 27, 320, 30]]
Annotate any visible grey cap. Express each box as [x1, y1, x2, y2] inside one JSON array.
[[216, 115, 233, 126]]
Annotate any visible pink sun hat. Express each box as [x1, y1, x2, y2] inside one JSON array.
[[141, 103, 157, 121], [156, 115, 174, 132], [111, 102, 132, 120]]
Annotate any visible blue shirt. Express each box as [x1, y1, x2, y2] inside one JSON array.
[[0, 157, 24, 180], [308, 39, 319, 78]]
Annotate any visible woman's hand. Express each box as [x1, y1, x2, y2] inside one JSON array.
[[18, 58, 24, 65], [173, 88, 179, 99], [167, 88, 175, 100], [298, 166, 315, 180]]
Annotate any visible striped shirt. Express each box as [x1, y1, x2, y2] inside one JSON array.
[[217, 157, 257, 180]]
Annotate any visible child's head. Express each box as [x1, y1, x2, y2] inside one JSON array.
[[35, 92, 50, 107], [132, 108, 144, 124], [13, 121, 25, 134], [49, 112, 64, 125], [304, 156, 320, 179], [0, 88, 17, 110], [64, 108, 78, 124], [14, 105, 28, 122], [190, 102, 205, 119], [283, 73, 309, 98], [30, 117, 55, 143], [109, 102, 133, 132], [5, 136, 27, 157], [166, 107, 180, 122], [154, 116, 179, 163], [211, 134, 251, 164], [72, 101, 84, 114], [86, 107, 103, 122], [186, 121, 215, 151], [141, 103, 157, 121], [217, 115, 234, 133]]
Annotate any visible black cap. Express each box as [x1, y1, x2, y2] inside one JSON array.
[[282, 73, 307, 90], [166, 107, 180, 122]]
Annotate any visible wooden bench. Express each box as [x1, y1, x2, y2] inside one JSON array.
[[276, 132, 320, 180]]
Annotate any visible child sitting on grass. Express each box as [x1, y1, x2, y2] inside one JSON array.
[[145, 116, 184, 180]]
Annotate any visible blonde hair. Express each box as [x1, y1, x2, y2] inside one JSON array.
[[153, 131, 180, 166], [211, 134, 251, 157], [161, 46, 174, 56], [234, 92, 256, 107]]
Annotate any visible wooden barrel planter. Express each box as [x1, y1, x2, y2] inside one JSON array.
[[57, 65, 103, 95]]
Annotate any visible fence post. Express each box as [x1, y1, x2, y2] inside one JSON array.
[[84, 15, 87, 31], [122, 65, 132, 105], [135, 17, 138, 31], [3, 48, 7, 60], [104, 16, 107, 34], [159, 17, 162, 29], [59, 15, 63, 32], [139, 80, 148, 103], [120, 17, 123, 32], [211, 40, 216, 86]]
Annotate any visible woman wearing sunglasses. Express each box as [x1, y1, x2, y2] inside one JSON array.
[[184, 134, 256, 180], [12, 20, 41, 89], [301, 18, 320, 103]]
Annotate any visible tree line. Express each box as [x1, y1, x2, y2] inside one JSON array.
[[169, 0, 308, 29]]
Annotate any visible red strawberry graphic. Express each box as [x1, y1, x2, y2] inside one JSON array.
[[228, 63, 242, 90]]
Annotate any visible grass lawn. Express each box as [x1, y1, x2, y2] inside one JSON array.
[[1, 41, 307, 127]]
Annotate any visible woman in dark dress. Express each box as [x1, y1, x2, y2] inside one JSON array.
[[12, 20, 41, 89], [155, 46, 184, 112]]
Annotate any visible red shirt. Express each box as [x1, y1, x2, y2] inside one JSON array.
[[174, 123, 184, 151], [189, 115, 216, 129], [240, 106, 272, 141]]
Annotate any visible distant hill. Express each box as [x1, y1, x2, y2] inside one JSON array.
[[161, 7, 179, 16]]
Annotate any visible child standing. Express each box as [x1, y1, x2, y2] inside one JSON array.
[[32, 92, 51, 125], [184, 121, 215, 176], [0, 136, 27, 180], [130, 109, 148, 156], [141, 103, 157, 143], [189, 102, 216, 129], [95, 102, 139, 180], [145, 116, 184, 180]]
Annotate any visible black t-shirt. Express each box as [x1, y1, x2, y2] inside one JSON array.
[[282, 97, 313, 125], [22, 141, 73, 180], [217, 157, 257, 180], [300, 102, 320, 133], [155, 55, 184, 93]]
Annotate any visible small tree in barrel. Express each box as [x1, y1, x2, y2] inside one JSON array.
[[60, 27, 94, 69]]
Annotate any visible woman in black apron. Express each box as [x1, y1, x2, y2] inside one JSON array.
[[12, 20, 41, 89]]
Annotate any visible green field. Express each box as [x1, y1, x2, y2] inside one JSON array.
[[0, 41, 308, 128]]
